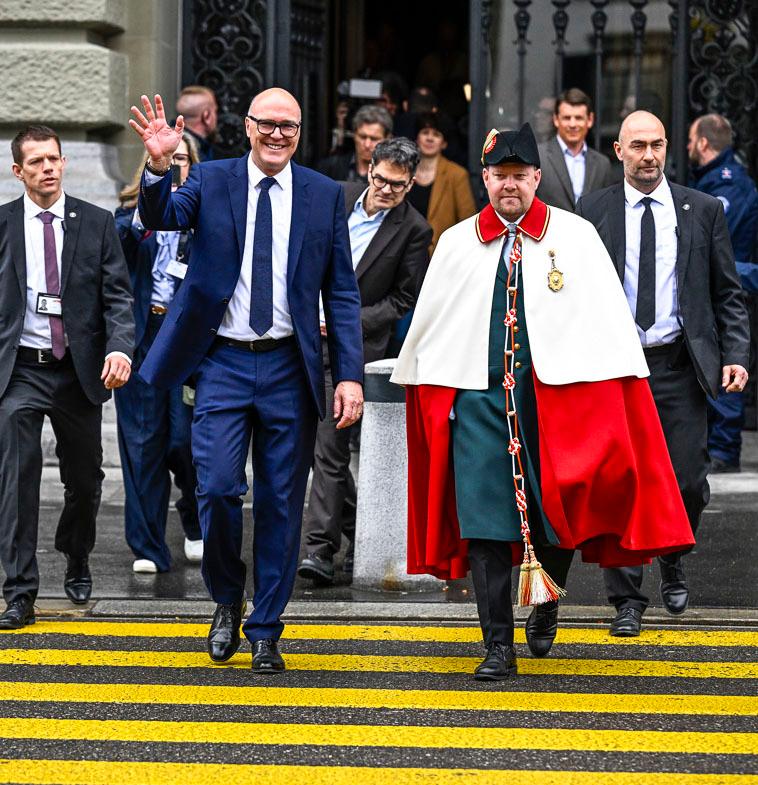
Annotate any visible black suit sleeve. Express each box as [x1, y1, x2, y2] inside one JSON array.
[[708, 200, 750, 368], [360, 220, 433, 338], [101, 213, 136, 360]]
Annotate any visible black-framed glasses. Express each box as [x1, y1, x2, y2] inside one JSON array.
[[370, 172, 410, 193], [246, 115, 301, 138]]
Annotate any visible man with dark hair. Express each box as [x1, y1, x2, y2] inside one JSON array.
[[175, 85, 219, 161], [0, 125, 134, 629], [688, 113, 758, 472], [298, 138, 432, 584], [536, 87, 615, 212], [577, 111, 750, 636], [317, 105, 393, 184]]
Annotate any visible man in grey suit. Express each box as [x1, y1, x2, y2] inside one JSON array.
[[576, 111, 749, 637], [536, 88, 616, 212], [298, 138, 432, 584], [0, 126, 134, 629]]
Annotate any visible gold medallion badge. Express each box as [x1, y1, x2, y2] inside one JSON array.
[[547, 249, 564, 292]]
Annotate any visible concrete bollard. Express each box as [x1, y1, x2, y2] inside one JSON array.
[[352, 358, 444, 592]]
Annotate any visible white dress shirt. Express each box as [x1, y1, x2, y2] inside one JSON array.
[[21, 192, 67, 349], [319, 188, 387, 326], [622, 177, 681, 347], [556, 135, 586, 204], [219, 156, 293, 340]]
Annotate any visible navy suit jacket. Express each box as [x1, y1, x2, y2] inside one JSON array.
[[114, 207, 189, 349], [136, 154, 363, 418]]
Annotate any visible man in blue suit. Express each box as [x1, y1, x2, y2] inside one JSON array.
[[129, 89, 364, 672]]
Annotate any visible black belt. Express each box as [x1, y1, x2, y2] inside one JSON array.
[[643, 337, 683, 356], [17, 346, 70, 365], [214, 335, 296, 353]]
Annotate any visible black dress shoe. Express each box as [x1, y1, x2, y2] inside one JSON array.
[[207, 599, 245, 663], [0, 597, 35, 630], [252, 638, 285, 673], [609, 607, 642, 637], [297, 553, 335, 585], [525, 600, 559, 658], [473, 643, 518, 681], [710, 457, 741, 474], [660, 561, 689, 615], [64, 556, 92, 605]]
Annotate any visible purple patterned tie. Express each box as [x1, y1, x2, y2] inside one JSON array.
[[37, 211, 65, 359]]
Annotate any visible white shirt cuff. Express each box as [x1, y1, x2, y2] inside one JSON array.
[[106, 351, 132, 365], [143, 169, 165, 186]]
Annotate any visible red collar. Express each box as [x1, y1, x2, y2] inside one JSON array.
[[474, 197, 550, 244]]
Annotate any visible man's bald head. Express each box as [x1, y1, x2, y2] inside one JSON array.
[[618, 110, 666, 145], [245, 87, 302, 176], [249, 88, 301, 122], [614, 110, 668, 194]]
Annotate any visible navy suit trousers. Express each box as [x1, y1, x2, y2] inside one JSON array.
[[192, 340, 317, 642]]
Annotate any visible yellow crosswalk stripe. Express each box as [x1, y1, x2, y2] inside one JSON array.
[[1, 681, 755, 715], [1, 647, 755, 679], [1, 760, 756, 785], [0, 717, 755, 754], [6, 621, 758, 647]]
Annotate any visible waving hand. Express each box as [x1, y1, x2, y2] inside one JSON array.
[[128, 94, 184, 171]]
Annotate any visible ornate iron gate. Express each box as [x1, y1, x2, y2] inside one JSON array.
[[469, 0, 758, 183]]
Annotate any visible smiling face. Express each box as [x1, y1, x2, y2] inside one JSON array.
[[416, 127, 447, 158], [12, 137, 66, 208], [482, 163, 541, 222], [614, 111, 667, 194], [553, 101, 594, 148], [245, 89, 301, 176]]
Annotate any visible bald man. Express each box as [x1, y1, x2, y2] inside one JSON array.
[[577, 111, 749, 635], [130, 90, 364, 672], [175, 85, 219, 161]]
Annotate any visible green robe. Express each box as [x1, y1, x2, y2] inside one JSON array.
[[451, 250, 558, 545]]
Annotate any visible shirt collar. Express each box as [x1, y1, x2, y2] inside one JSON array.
[[624, 175, 673, 209], [247, 154, 292, 191], [24, 191, 66, 221], [353, 188, 387, 222], [556, 135, 587, 158]]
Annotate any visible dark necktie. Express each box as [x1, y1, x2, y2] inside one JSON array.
[[249, 176, 276, 335], [635, 196, 656, 332], [37, 211, 66, 359]]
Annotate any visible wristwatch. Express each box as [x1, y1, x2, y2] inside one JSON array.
[[145, 160, 171, 176]]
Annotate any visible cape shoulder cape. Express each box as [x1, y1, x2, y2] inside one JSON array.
[[391, 199, 649, 388]]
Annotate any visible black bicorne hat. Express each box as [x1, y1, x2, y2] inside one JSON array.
[[480, 123, 540, 168]]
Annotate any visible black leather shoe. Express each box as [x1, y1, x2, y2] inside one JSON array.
[[207, 599, 245, 663], [252, 638, 285, 673], [710, 457, 741, 474], [297, 553, 335, 585], [473, 643, 518, 681], [609, 607, 642, 637], [660, 561, 689, 615], [64, 556, 92, 604], [525, 600, 559, 657], [0, 597, 35, 630]]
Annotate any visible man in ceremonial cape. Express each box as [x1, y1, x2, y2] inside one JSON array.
[[391, 124, 694, 680]]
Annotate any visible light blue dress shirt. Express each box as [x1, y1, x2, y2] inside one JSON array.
[[152, 231, 179, 307], [622, 177, 681, 347], [319, 188, 387, 325], [556, 135, 587, 204]]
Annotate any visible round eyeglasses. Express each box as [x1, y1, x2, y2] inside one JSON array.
[[370, 172, 410, 193]]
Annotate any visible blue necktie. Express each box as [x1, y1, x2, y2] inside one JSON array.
[[250, 176, 276, 335]]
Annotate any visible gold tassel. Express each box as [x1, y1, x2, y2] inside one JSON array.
[[517, 545, 566, 607]]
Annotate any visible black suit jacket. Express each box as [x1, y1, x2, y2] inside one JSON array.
[[0, 195, 135, 404], [576, 181, 750, 399], [342, 182, 433, 363], [537, 136, 617, 212]]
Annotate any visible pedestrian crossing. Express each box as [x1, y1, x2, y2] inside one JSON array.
[[0, 617, 756, 784]]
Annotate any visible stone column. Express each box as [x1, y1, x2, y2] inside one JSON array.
[[352, 359, 444, 593]]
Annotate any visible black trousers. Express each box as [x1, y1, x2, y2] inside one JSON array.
[[603, 342, 709, 612], [302, 344, 356, 558], [468, 539, 574, 647], [0, 354, 103, 603]]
